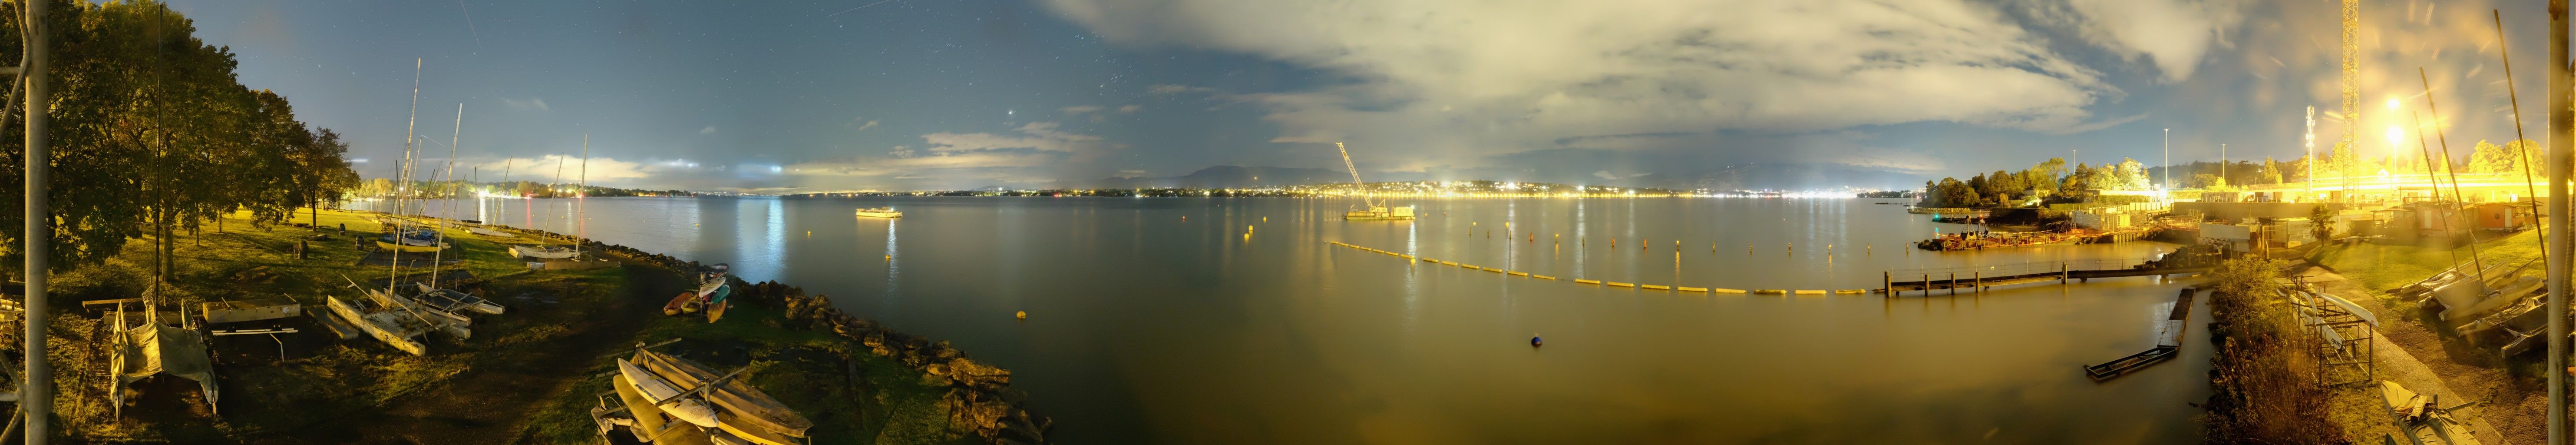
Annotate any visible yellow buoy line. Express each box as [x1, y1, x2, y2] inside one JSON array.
[[1325, 241, 1869, 295]]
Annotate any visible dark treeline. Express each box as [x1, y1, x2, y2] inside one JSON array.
[[2, 1, 358, 271]]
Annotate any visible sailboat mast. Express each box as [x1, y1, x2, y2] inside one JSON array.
[[390, 58, 422, 291], [431, 103, 462, 289], [578, 134, 588, 260]]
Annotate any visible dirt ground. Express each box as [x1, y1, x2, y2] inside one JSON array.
[[2300, 265, 2539, 445]]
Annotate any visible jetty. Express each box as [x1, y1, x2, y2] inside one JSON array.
[[2084, 288, 2198, 380], [1880, 259, 2210, 295]]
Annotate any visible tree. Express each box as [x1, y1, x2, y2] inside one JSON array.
[[2114, 158, 2151, 190], [2259, 157, 2283, 185]]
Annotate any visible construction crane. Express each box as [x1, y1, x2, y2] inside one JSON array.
[[1333, 142, 1413, 220], [1335, 142, 1374, 209]]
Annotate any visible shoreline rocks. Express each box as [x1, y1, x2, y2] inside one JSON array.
[[476, 222, 1053, 444]]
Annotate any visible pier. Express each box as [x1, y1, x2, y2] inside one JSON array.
[[2083, 288, 2199, 380], [1880, 258, 2211, 295]]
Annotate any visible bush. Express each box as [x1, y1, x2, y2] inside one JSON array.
[[2198, 257, 2344, 444]]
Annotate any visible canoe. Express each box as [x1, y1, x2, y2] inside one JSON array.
[[705, 299, 727, 323], [618, 358, 720, 428], [664, 292, 702, 315], [634, 350, 812, 442]]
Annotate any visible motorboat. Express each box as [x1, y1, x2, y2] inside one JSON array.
[[855, 207, 902, 218]]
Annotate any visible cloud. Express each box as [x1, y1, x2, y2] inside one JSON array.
[[1049, 0, 2125, 136], [699, 126, 717, 135], [2020, 0, 2248, 83], [852, 116, 879, 131], [1116, 105, 1141, 113], [1060, 105, 1105, 114], [502, 98, 550, 111]]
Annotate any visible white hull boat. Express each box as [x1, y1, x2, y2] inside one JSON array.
[[619, 358, 721, 428], [510, 245, 579, 259], [855, 207, 902, 218]]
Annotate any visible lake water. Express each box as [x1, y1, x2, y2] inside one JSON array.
[[363, 196, 2212, 444]]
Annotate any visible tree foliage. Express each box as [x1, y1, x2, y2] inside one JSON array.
[[0, 1, 355, 272]]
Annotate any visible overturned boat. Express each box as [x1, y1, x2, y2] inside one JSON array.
[[2379, 380, 2481, 445], [509, 244, 579, 259]]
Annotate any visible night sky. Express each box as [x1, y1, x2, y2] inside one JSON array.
[[165, 0, 2555, 192]]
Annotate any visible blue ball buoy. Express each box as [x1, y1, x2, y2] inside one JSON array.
[[1530, 336, 1543, 347]]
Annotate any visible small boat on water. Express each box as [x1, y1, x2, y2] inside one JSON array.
[[618, 358, 721, 428], [855, 207, 903, 218], [510, 244, 579, 259], [327, 295, 431, 356]]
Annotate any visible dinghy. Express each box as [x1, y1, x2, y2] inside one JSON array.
[[618, 358, 721, 428], [510, 244, 579, 259]]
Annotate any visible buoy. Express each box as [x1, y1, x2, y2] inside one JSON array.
[[885, 255, 892, 261], [1016, 311, 1027, 320], [1530, 335, 1543, 347]]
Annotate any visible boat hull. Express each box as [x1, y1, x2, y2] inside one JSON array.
[[327, 296, 427, 356], [375, 241, 449, 252], [855, 212, 902, 218], [619, 358, 721, 428], [509, 245, 578, 259]]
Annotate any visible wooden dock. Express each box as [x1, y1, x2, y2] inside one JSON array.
[[2083, 288, 2197, 381], [1880, 259, 2209, 295]]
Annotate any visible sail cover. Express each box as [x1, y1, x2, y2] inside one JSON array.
[[114, 322, 219, 412]]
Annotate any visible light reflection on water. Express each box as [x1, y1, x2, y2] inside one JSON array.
[[358, 196, 2210, 444]]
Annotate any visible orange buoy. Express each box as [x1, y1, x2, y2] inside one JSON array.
[[1016, 311, 1027, 320]]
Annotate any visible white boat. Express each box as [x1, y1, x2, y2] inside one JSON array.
[[855, 207, 902, 218], [619, 358, 721, 428], [467, 227, 514, 238], [408, 283, 507, 315], [327, 296, 430, 356], [510, 244, 579, 259], [2380, 380, 2481, 445], [365, 287, 472, 339]]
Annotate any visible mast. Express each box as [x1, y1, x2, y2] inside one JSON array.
[[432, 103, 461, 289], [1335, 142, 1371, 208], [578, 134, 588, 260], [390, 58, 421, 292]]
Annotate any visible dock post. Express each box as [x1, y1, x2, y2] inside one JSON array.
[[1949, 273, 1956, 295], [1883, 272, 1890, 296], [1974, 271, 1982, 292], [1923, 274, 1931, 297], [2060, 262, 2068, 285]]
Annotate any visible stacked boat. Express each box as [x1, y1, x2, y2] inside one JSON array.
[[377, 228, 449, 252], [329, 279, 508, 355], [509, 244, 579, 259], [664, 264, 733, 323], [2378, 380, 2481, 445], [594, 347, 813, 445]]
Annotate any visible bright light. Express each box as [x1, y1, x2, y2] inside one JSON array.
[[2385, 98, 2400, 110], [2385, 126, 2403, 145]]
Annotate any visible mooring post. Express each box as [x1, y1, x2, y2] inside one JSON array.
[[1949, 273, 1956, 296], [1974, 271, 1982, 292], [1883, 272, 1891, 296]]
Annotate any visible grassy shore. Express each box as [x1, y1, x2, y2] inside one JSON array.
[[2305, 229, 2545, 300], [15, 207, 992, 444]]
